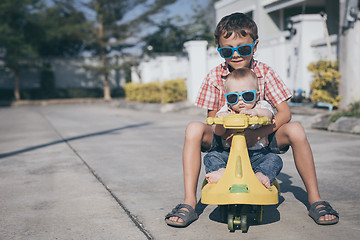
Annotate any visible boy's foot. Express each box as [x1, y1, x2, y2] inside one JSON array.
[[255, 172, 271, 189], [165, 203, 198, 227], [166, 201, 197, 226], [205, 168, 226, 183], [308, 200, 339, 225]]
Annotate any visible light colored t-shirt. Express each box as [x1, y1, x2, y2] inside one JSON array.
[[217, 100, 274, 150]]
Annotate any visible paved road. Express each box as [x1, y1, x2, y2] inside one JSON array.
[[0, 103, 359, 239]]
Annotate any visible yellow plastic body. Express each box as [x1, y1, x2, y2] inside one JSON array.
[[201, 114, 279, 205]]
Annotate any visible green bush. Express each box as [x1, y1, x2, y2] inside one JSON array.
[[330, 101, 360, 122], [308, 60, 341, 107], [124, 83, 142, 102], [162, 79, 187, 103], [124, 79, 187, 103]]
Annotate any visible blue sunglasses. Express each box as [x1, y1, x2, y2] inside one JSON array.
[[225, 90, 257, 105], [217, 40, 257, 59]]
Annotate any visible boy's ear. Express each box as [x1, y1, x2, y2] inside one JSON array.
[[253, 40, 259, 53]]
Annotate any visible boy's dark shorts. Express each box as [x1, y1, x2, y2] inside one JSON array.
[[267, 131, 289, 154], [201, 134, 224, 153], [201, 131, 289, 154]]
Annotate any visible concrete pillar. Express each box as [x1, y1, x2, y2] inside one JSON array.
[[184, 40, 208, 104], [339, 0, 360, 109]]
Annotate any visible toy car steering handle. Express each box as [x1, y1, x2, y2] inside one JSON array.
[[206, 114, 271, 130]]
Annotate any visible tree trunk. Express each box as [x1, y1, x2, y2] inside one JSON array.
[[103, 72, 111, 101], [14, 69, 20, 101], [98, 17, 111, 101]]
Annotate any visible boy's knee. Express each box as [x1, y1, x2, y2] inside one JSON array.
[[284, 122, 306, 142], [185, 121, 206, 139]]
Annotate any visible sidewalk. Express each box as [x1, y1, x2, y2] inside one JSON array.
[[0, 102, 359, 239]]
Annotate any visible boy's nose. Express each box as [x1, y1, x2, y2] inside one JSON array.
[[233, 50, 240, 58]]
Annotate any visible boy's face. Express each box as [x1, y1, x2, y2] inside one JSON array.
[[219, 33, 258, 70], [226, 77, 258, 113]]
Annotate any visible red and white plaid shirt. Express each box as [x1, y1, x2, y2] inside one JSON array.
[[195, 59, 292, 111]]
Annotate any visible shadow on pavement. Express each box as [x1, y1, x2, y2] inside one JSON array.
[[0, 122, 151, 159], [277, 172, 310, 209]]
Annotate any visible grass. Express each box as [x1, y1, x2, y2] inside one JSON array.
[[330, 101, 360, 122]]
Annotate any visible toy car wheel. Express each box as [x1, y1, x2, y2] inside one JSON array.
[[227, 213, 234, 232], [240, 215, 247, 232]]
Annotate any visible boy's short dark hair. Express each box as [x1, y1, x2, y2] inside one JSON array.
[[214, 12, 258, 45]]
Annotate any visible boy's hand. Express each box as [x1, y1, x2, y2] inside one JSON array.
[[215, 111, 230, 118], [239, 109, 258, 116]]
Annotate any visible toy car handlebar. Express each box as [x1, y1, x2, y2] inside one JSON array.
[[206, 114, 271, 130]]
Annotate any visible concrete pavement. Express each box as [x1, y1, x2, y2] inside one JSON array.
[[0, 102, 360, 239]]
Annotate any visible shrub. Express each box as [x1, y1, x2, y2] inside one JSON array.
[[330, 100, 360, 122], [308, 60, 341, 107], [140, 82, 162, 103], [162, 79, 187, 103], [124, 83, 142, 102], [124, 79, 187, 103]]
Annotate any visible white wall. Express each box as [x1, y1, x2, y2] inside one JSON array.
[[131, 55, 188, 84], [339, 14, 360, 109], [130, 42, 223, 104], [0, 56, 127, 89], [288, 14, 327, 97]]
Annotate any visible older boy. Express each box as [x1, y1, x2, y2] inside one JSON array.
[[165, 12, 339, 227]]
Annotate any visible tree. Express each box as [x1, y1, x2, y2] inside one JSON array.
[[35, 0, 90, 58], [0, 0, 89, 100], [0, 0, 42, 101], [142, 0, 216, 54], [84, 0, 177, 100], [142, 19, 190, 54]]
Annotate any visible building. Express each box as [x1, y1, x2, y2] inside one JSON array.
[[214, 0, 360, 109]]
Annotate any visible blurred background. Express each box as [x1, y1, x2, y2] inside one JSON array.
[[0, 0, 359, 111]]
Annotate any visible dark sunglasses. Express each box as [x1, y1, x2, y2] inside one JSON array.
[[217, 40, 257, 59], [225, 90, 257, 105]]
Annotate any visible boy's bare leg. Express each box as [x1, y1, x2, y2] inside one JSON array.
[[168, 121, 213, 223], [275, 122, 337, 222]]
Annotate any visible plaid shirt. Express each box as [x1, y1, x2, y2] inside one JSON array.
[[195, 59, 292, 111]]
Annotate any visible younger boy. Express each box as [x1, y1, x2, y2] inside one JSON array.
[[204, 68, 282, 189], [165, 12, 339, 227]]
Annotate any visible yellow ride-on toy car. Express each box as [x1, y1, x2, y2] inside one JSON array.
[[202, 114, 280, 232]]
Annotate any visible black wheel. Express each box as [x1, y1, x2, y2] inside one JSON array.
[[227, 213, 234, 232], [240, 215, 247, 232]]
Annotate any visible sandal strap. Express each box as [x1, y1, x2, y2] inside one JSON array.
[[176, 203, 196, 213], [309, 201, 339, 219], [310, 200, 330, 209], [165, 203, 198, 222]]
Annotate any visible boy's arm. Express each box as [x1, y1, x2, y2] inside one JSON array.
[[207, 110, 217, 117], [240, 108, 273, 119], [244, 101, 291, 146], [210, 110, 228, 136]]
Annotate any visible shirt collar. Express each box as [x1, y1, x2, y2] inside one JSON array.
[[223, 58, 263, 78]]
